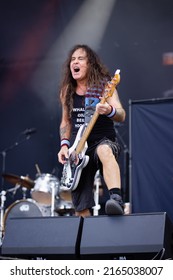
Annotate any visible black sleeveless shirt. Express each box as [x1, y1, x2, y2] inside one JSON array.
[[71, 93, 116, 146]]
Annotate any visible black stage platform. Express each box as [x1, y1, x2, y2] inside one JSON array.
[[1, 212, 173, 260]]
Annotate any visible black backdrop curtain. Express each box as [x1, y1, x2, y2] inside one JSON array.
[[129, 98, 173, 223]]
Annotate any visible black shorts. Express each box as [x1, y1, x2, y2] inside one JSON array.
[[71, 137, 120, 212]]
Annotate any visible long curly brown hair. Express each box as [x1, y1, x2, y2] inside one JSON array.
[[59, 44, 111, 118]]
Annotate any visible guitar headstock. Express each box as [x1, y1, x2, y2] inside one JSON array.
[[104, 69, 121, 100]]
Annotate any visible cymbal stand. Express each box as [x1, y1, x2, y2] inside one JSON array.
[[50, 185, 56, 216], [0, 190, 6, 245], [92, 170, 101, 216], [22, 187, 27, 199]]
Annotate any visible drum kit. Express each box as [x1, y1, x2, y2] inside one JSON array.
[[0, 172, 74, 242]]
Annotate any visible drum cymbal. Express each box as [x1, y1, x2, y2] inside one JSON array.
[[2, 173, 35, 189]]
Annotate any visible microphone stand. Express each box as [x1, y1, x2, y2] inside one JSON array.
[[114, 124, 129, 203], [0, 135, 31, 190], [0, 134, 32, 244]]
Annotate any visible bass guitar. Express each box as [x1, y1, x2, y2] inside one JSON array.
[[60, 69, 121, 191]]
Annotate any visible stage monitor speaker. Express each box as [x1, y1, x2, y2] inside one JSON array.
[[1, 216, 83, 259], [80, 212, 173, 260]]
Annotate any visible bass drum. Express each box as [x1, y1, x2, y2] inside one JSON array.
[[3, 199, 43, 231]]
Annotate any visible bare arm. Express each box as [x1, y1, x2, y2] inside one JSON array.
[[59, 106, 71, 140], [58, 99, 72, 164]]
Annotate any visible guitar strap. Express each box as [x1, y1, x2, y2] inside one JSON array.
[[85, 81, 107, 124]]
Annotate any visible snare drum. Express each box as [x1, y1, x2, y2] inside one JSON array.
[[3, 199, 43, 231], [31, 173, 59, 205]]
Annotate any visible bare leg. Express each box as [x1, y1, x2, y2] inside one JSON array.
[[97, 144, 121, 189]]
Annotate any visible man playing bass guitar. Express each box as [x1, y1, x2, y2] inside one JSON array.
[[57, 44, 126, 217]]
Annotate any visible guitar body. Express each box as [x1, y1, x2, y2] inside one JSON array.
[[60, 124, 90, 191]]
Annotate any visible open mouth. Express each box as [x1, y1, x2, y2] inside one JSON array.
[[74, 67, 80, 73]]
